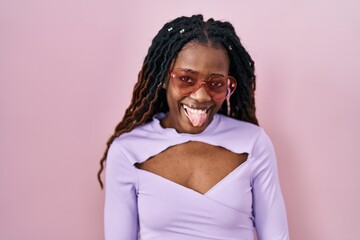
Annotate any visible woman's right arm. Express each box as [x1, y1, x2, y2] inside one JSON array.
[[104, 140, 139, 240]]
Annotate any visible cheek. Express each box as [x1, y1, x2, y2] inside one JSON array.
[[167, 81, 183, 98], [166, 86, 181, 108]]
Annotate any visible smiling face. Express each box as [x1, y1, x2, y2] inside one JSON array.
[[161, 42, 230, 134]]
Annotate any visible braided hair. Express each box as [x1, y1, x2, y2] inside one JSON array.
[[97, 14, 258, 188]]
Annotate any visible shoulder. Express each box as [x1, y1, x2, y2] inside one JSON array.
[[207, 114, 267, 154], [109, 118, 170, 164], [110, 120, 155, 148], [115, 121, 155, 142], [216, 114, 260, 132], [215, 114, 263, 141]]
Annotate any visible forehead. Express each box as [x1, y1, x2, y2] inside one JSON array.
[[173, 42, 230, 73]]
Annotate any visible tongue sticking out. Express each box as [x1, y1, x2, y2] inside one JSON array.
[[185, 108, 208, 127]]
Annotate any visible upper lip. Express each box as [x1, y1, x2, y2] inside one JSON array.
[[181, 103, 212, 111]]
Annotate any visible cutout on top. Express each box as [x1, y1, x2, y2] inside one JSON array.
[[135, 141, 248, 195]]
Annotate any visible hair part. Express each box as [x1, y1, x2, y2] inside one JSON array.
[[97, 14, 258, 188]]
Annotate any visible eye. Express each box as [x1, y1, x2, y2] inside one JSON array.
[[208, 77, 226, 89], [180, 76, 192, 82], [209, 81, 224, 87], [178, 75, 194, 84]]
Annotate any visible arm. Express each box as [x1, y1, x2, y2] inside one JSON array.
[[104, 140, 139, 240], [251, 129, 289, 240]]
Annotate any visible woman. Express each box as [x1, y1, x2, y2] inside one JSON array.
[[98, 15, 289, 240]]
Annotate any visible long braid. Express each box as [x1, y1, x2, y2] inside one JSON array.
[[98, 14, 258, 188], [202, 19, 257, 124]]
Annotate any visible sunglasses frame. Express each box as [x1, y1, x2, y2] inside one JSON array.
[[169, 68, 237, 102]]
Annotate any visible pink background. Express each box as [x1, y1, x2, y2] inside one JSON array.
[[1, 0, 359, 239]]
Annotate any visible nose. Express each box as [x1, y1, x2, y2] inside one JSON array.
[[189, 84, 212, 102]]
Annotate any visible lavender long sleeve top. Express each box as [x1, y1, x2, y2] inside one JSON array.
[[104, 113, 289, 240]]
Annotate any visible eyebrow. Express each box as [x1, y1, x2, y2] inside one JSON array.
[[177, 68, 226, 77], [180, 68, 198, 73]]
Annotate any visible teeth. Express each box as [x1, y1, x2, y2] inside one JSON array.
[[183, 105, 207, 115]]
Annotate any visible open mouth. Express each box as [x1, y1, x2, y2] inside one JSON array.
[[182, 104, 210, 127]]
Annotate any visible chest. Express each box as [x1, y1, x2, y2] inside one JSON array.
[[136, 141, 248, 194]]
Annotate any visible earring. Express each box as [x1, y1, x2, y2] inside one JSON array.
[[227, 97, 231, 115], [162, 83, 166, 89]]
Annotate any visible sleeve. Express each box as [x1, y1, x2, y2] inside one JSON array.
[[250, 129, 289, 240], [104, 140, 139, 240]]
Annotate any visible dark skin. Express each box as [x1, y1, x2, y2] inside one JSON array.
[[137, 42, 247, 195], [136, 142, 248, 195], [161, 42, 227, 134]]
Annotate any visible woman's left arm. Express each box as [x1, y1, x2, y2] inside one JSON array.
[[250, 129, 289, 240]]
